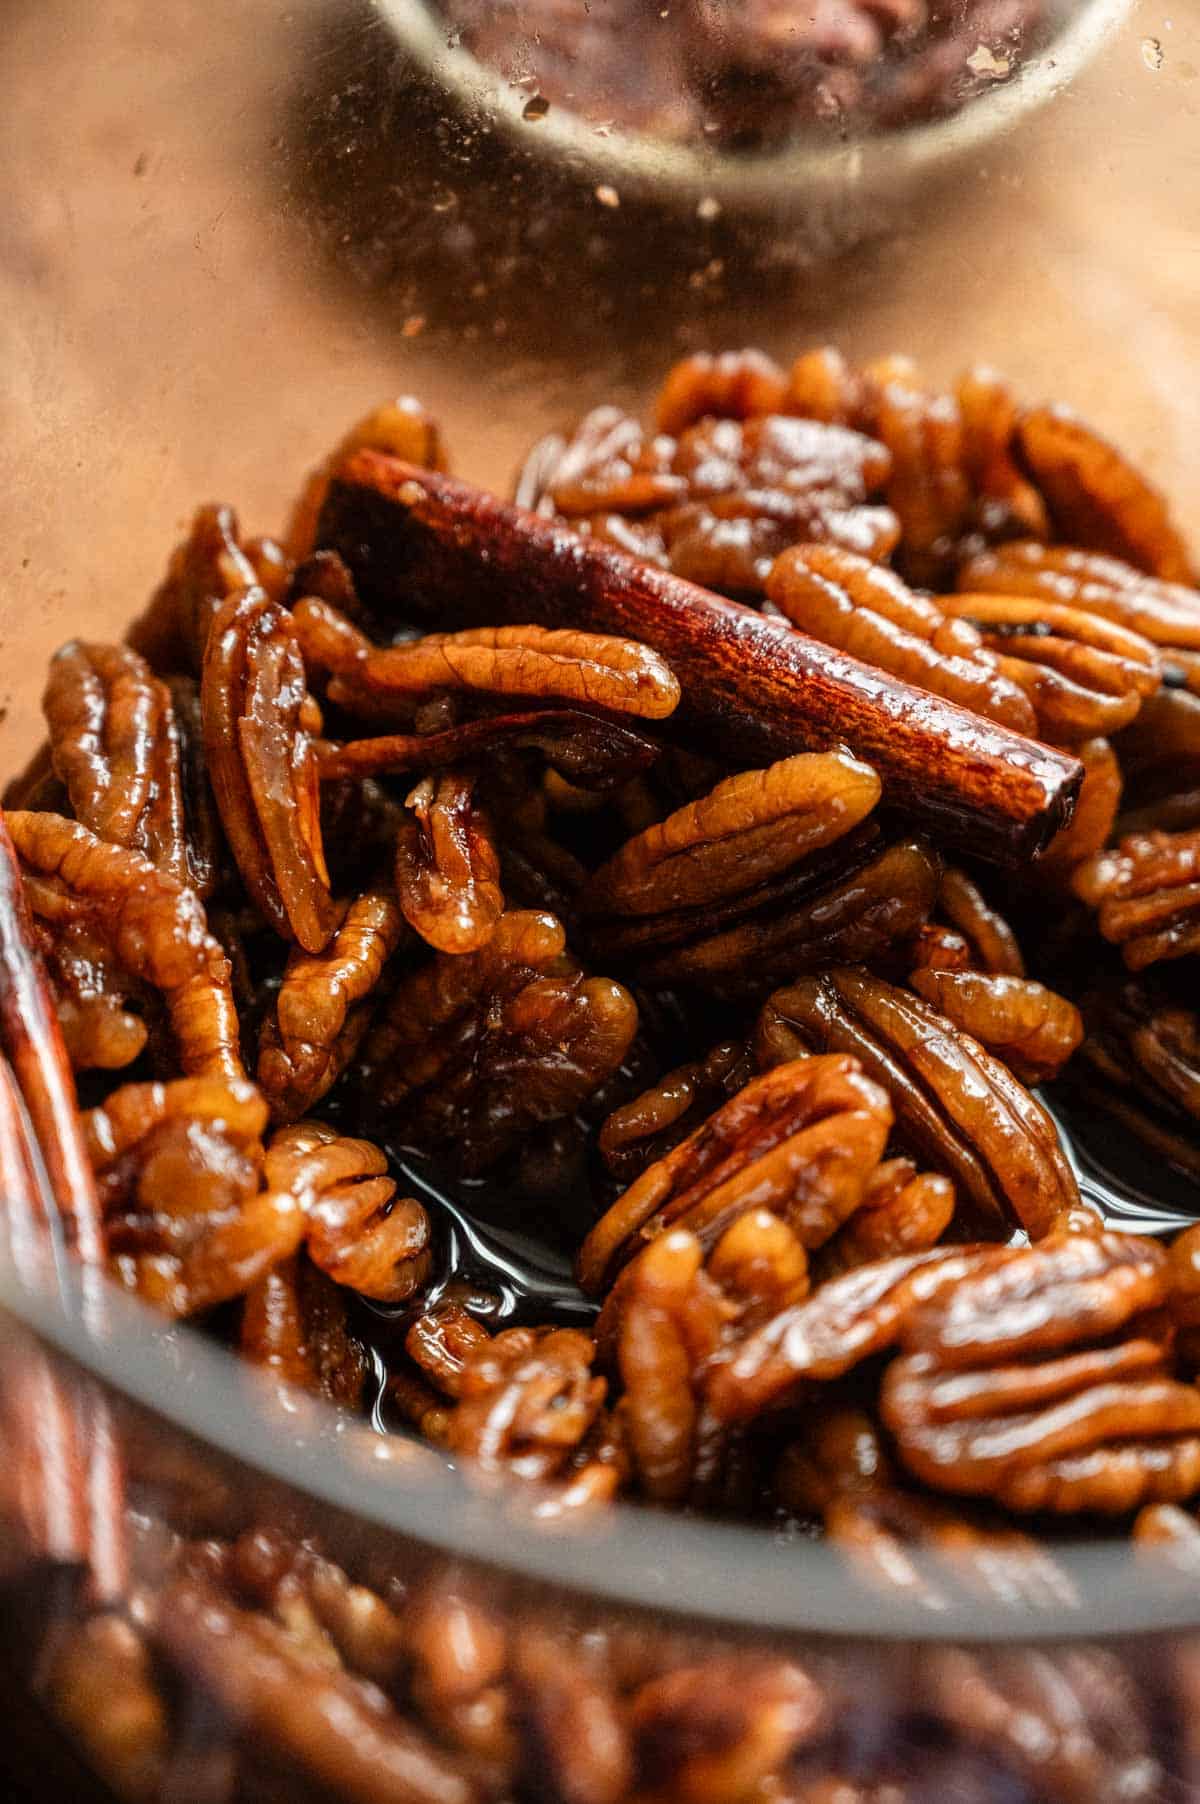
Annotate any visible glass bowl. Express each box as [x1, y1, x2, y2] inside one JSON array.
[[2, 0, 1199, 1797]]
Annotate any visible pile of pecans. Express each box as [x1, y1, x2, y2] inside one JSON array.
[[437, 0, 1048, 146], [4, 348, 1200, 1800]]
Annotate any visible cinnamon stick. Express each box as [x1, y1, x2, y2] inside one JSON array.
[[318, 455, 1083, 865], [0, 810, 127, 1601]]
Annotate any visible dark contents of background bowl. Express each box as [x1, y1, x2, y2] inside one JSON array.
[[436, 0, 1048, 145]]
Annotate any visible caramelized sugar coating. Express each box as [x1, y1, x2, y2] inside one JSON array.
[[9, 361, 1200, 1804], [1076, 825, 1200, 968]]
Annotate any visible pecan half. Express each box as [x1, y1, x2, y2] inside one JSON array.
[[907, 965, 1082, 1086], [43, 641, 190, 886], [1037, 735, 1122, 876], [1075, 825, 1200, 967], [364, 910, 638, 1172], [881, 1232, 1200, 1512], [766, 545, 1037, 734], [257, 884, 406, 1122], [655, 349, 789, 434], [958, 540, 1200, 651], [395, 768, 503, 954], [1016, 406, 1195, 583], [944, 591, 1161, 743], [84, 1075, 304, 1317], [577, 1055, 894, 1295], [265, 1120, 431, 1303], [585, 750, 881, 918], [627, 1656, 827, 1804], [202, 589, 339, 952], [598, 1040, 754, 1186], [590, 828, 939, 998], [153, 1578, 478, 1804], [521, 401, 897, 597], [324, 619, 681, 725], [8, 811, 244, 1080], [757, 968, 1078, 1237], [241, 1252, 370, 1408]]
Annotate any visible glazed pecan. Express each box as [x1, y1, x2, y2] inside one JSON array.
[[1016, 405, 1195, 582], [8, 811, 244, 1080], [132, 503, 261, 675], [286, 397, 447, 561], [511, 1629, 631, 1804], [932, 864, 1024, 975], [45, 1614, 168, 1804], [1037, 735, 1122, 876], [257, 885, 406, 1122], [655, 349, 789, 435], [520, 401, 897, 597], [707, 1245, 984, 1423], [954, 364, 1050, 542], [577, 1056, 894, 1295], [319, 617, 681, 725], [907, 962, 1082, 1086], [784, 351, 983, 584], [585, 751, 881, 918], [1075, 825, 1200, 967], [595, 1213, 809, 1506], [442, 1325, 616, 1494], [626, 1656, 827, 1804], [1077, 988, 1200, 1183], [943, 591, 1161, 743], [364, 910, 638, 1172], [43, 641, 190, 886], [765, 545, 1037, 734], [590, 829, 939, 998], [241, 1252, 369, 1407], [598, 1040, 754, 1186], [265, 1120, 431, 1303], [757, 968, 1078, 1237], [815, 1156, 955, 1276], [923, 1646, 1162, 1804], [395, 769, 503, 955], [819, 1484, 1079, 1613], [881, 1232, 1200, 1512], [201, 589, 339, 953], [83, 1075, 303, 1317], [153, 1578, 478, 1804], [958, 540, 1200, 651]]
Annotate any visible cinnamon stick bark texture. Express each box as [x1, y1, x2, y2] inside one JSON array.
[[318, 456, 1083, 864]]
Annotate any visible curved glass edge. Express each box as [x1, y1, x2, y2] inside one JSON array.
[[377, 0, 1132, 206], [0, 1247, 1193, 1645]]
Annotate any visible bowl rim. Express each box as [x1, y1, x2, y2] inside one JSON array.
[[375, 0, 1132, 209], [5, 1248, 1197, 1644]]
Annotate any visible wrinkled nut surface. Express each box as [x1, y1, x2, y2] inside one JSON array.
[[241, 1252, 369, 1408], [1016, 406, 1196, 583], [882, 1234, 1200, 1513], [366, 909, 638, 1172], [257, 885, 406, 1122], [585, 750, 880, 918], [908, 966, 1083, 1086], [44, 642, 191, 887], [202, 589, 339, 953], [578, 1055, 894, 1295], [331, 621, 681, 724], [8, 811, 244, 1081], [395, 768, 503, 955], [265, 1120, 431, 1303], [958, 539, 1200, 651], [944, 591, 1161, 744], [766, 544, 1037, 734], [1075, 826, 1200, 967], [758, 968, 1079, 1238]]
